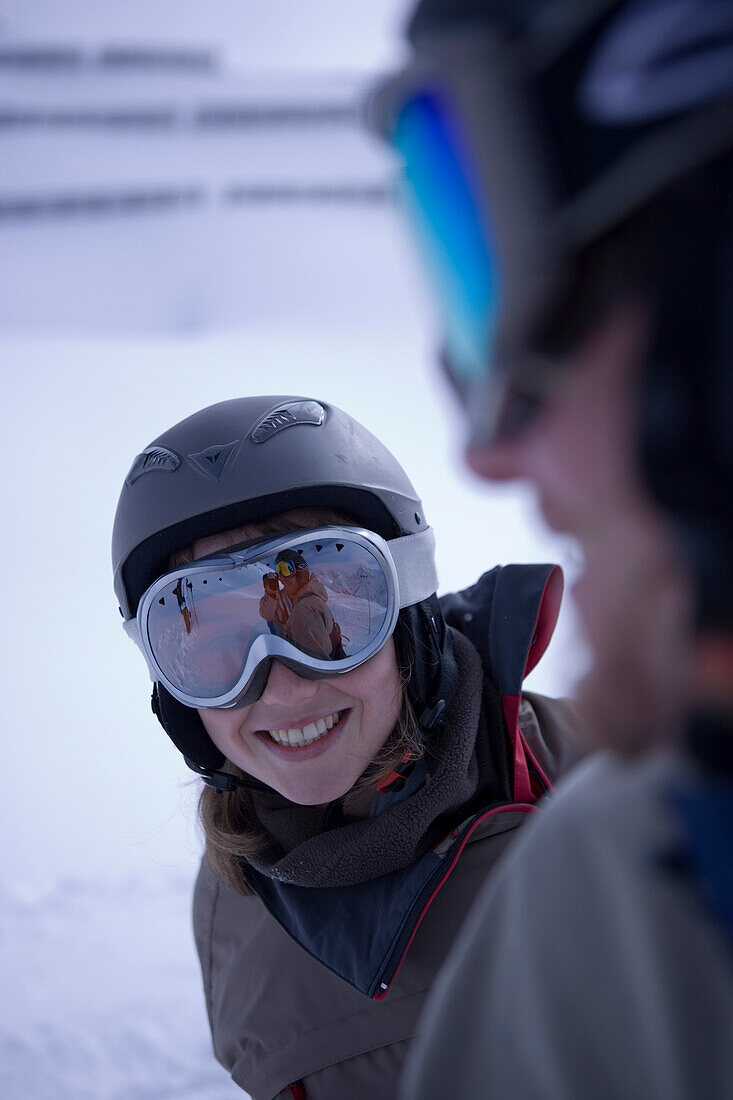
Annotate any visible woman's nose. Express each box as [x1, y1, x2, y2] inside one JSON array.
[[259, 658, 319, 706]]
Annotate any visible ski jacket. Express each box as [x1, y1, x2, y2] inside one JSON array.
[[400, 749, 733, 1100], [192, 564, 584, 1099], [260, 576, 335, 659]]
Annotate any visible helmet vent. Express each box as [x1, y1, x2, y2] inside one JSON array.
[[250, 399, 325, 443], [186, 440, 239, 481], [125, 445, 180, 486]]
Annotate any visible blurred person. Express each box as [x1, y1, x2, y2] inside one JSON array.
[[368, 0, 733, 1096], [112, 395, 582, 1099]]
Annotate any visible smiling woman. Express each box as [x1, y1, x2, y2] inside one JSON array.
[[170, 504, 423, 882], [111, 394, 583, 1100]]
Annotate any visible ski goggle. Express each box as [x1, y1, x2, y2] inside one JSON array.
[[275, 557, 303, 578], [124, 525, 438, 710], [368, 29, 574, 444]]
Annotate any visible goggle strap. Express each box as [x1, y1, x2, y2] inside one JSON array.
[[389, 526, 438, 607]]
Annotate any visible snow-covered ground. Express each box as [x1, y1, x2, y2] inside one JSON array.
[[1, 4, 589, 1097], [1, 870, 241, 1100]]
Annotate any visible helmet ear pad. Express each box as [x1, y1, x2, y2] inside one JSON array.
[[393, 595, 457, 725], [152, 683, 227, 772]]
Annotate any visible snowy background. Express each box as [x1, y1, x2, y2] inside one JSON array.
[[0, 3, 587, 1097]]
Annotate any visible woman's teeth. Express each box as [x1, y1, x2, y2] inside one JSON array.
[[267, 711, 341, 748]]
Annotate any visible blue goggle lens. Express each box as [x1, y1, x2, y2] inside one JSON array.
[[393, 90, 500, 387]]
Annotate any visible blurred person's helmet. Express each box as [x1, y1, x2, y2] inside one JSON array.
[[368, 0, 733, 630], [112, 396, 455, 787]]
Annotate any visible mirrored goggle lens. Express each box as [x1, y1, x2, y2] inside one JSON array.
[[145, 537, 391, 700], [393, 90, 500, 392], [275, 558, 297, 577]]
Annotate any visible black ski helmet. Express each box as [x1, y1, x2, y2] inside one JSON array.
[[112, 396, 456, 785]]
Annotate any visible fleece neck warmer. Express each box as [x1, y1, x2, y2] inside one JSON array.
[[243, 630, 492, 889]]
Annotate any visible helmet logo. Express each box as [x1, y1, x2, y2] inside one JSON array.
[[580, 0, 733, 123], [186, 440, 239, 481], [250, 399, 325, 444], [126, 446, 180, 486]]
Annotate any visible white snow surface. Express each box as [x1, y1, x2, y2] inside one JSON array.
[[1, 5, 590, 1096], [1, 871, 242, 1100]]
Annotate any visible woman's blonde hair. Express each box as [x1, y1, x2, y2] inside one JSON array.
[[172, 506, 423, 897]]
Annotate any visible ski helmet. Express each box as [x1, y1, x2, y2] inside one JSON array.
[[370, 0, 733, 630], [112, 396, 456, 785]]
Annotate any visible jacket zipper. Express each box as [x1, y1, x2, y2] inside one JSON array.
[[371, 802, 535, 1000]]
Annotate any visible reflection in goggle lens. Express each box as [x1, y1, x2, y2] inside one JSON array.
[[146, 537, 390, 699]]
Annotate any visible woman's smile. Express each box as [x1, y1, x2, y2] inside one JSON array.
[[254, 708, 349, 760]]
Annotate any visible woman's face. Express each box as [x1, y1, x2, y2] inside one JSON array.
[[192, 527, 403, 805]]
